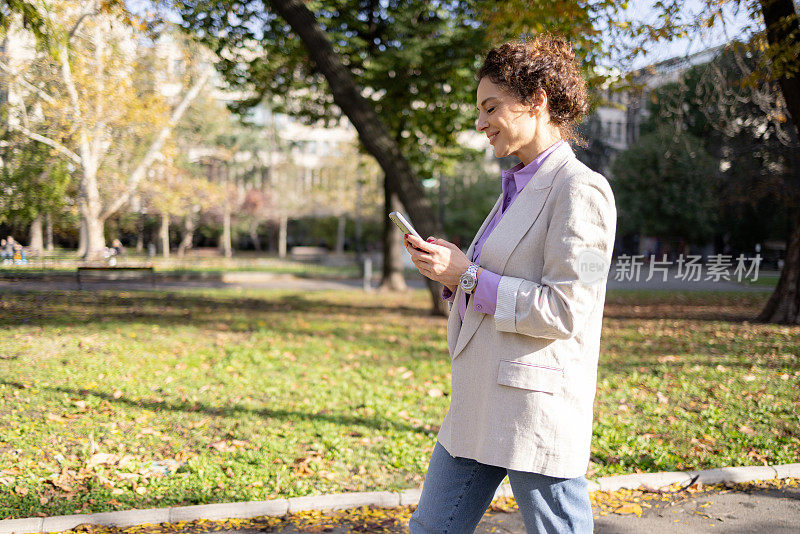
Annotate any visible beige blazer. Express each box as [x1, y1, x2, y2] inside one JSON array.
[[436, 143, 616, 478]]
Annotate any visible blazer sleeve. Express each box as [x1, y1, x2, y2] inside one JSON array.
[[494, 171, 616, 340]]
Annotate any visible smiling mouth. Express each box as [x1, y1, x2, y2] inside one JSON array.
[[488, 132, 499, 144]]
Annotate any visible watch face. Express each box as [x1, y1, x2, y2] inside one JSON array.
[[460, 273, 477, 292], [460, 264, 478, 293]]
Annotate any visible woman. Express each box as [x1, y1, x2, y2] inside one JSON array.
[[404, 36, 616, 533]]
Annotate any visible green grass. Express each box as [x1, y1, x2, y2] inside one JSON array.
[[592, 291, 799, 477], [741, 274, 779, 288], [0, 289, 798, 518]]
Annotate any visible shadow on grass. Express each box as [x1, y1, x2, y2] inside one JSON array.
[[0, 290, 424, 329], [0, 288, 773, 329], [603, 291, 768, 322], [602, 353, 800, 370], [0, 380, 439, 436]]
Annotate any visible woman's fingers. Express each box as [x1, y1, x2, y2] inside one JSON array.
[[404, 238, 430, 272], [429, 237, 460, 252], [406, 234, 438, 252], [404, 234, 456, 282], [408, 252, 437, 280], [405, 235, 439, 262]]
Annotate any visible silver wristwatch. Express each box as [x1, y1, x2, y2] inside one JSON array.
[[459, 263, 480, 295]]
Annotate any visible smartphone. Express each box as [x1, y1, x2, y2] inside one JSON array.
[[389, 211, 423, 240]]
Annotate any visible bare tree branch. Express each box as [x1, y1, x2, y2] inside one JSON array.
[[68, 9, 96, 42], [100, 69, 211, 220], [57, 42, 83, 124], [56, 40, 93, 164], [0, 60, 56, 104], [14, 124, 82, 164]]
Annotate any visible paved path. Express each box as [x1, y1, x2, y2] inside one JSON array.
[[591, 484, 800, 534], [472, 485, 800, 534], [162, 485, 799, 534]]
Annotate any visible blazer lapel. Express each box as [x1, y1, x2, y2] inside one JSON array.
[[447, 193, 503, 354], [446, 195, 502, 356], [451, 144, 575, 359]]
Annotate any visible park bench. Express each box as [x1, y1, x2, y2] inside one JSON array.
[[76, 266, 156, 289], [290, 246, 329, 262]]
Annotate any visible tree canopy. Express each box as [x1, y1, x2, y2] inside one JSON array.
[[177, 0, 492, 181], [642, 41, 798, 251], [0, 135, 71, 226], [612, 126, 718, 244]]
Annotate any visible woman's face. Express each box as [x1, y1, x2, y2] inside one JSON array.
[[475, 77, 539, 161]]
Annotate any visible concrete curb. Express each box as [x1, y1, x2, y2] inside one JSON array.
[[2, 463, 798, 534], [595, 470, 693, 492], [287, 491, 398, 513]]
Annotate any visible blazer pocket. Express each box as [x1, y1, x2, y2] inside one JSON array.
[[497, 360, 563, 394]]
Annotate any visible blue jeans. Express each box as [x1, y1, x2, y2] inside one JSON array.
[[409, 441, 593, 533]]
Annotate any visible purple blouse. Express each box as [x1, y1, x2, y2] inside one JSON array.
[[444, 141, 564, 320]]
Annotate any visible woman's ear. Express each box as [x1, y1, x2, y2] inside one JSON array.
[[531, 89, 548, 116]]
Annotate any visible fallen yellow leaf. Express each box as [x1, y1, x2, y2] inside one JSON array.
[[614, 503, 643, 516]]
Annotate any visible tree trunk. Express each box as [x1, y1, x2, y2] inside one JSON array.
[[424, 277, 449, 316], [177, 214, 196, 257], [266, 0, 446, 315], [77, 217, 87, 257], [45, 212, 54, 252], [79, 163, 106, 260], [757, 0, 800, 324], [266, 221, 276, 253], [220, 205, 232, 258], [29, 214, 43, 256], [250, 220, 262, 252], [219, 165, 233, 258], [758, 209, 800, 323], [355, 180, 363, 261], [380, 178, 407, 291], [335, 214, 346, 254], [83, 213, 105, 261], [136, 215, 145, 253], [278, 214, 288, 258], [159, 212, 170, 258]]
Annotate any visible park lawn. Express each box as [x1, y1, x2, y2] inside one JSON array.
[[741, 274, 779, 288], [0, 261, 362, 278], [0, 288, 798, 518]]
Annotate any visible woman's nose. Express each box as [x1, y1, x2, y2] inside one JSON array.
[[475, 115, 487, 132]]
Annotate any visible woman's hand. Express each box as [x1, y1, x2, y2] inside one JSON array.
[[403, 234, 471, 291]]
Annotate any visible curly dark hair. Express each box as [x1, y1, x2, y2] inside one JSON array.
[[477, 35, 589, 143]]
